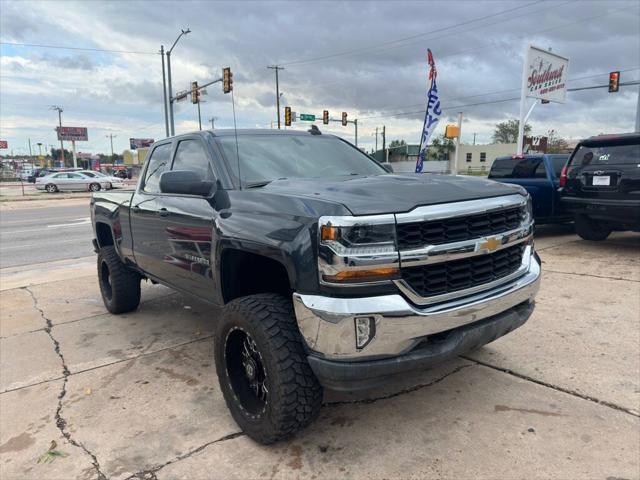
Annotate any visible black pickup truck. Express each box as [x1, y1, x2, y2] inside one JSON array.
[[91, 129, 540, 443]]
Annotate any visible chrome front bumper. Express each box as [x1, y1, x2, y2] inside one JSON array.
[[293, 247, 541, 361]]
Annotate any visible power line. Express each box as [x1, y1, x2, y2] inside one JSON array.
[[278, 0, 544, 66], [0, 41, 157, 55]]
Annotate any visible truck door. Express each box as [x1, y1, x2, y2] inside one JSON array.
[[129, 142, 173, 279], [155, 137, 217, 300]]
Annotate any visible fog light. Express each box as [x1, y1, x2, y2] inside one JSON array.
[[354, 317, 376, 349]]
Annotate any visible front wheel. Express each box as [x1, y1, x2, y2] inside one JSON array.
[[45, 184, 58, 193], [89, 182, 101, 192], [215, 294, 323, 444], [97, 246, 141, 313], [575, 214, 612, 241]]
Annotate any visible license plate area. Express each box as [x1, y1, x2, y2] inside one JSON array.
[[592, 175, 610, 186]]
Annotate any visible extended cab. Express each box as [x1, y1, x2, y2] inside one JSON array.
[[488, 154, 571, 223], [91, 129, 541, 443], [560, 133, 640, 240]]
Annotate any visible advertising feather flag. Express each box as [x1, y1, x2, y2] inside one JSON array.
[[415, 49, 442, 173]]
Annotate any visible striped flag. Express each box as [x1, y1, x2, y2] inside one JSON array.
[[415, 49, 442, 173]]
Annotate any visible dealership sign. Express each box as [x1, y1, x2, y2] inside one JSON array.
[[524, 46, 569, 104], [57, 127, 88, 141], [129, 138, 154, 149]]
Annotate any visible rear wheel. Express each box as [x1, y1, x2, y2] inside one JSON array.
[[45, 184, 58, 193], [97, 246, 141, 313], [215, 293, 323, 444], [89, 182, 101, 192], [575, 214, 612, 241]]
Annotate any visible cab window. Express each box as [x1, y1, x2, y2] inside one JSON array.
[[142, 143, 172, 193], [171, 139, 214, 181]]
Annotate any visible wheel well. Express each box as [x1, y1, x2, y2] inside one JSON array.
[[221, 249, 292, 304], [95, 222, 114, 248]]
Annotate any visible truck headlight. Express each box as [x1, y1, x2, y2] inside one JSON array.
[[318, 216, 399, 284], [523, 194, 533, 225]]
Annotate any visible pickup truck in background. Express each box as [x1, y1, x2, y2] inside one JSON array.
[[488, 154, 571, 224], [559, 133, 640, 240], [91, 129, 540, 444]]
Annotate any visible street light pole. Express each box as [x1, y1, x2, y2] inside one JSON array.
[[160, 45, 169, 137], [166, 28, 191, 136], [209, 117, 217, 130], [267, 65, 284, 129]]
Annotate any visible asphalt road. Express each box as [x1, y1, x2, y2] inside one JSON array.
[[0, 201, 94, 268]]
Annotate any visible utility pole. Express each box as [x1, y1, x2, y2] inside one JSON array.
[[50, 105, 65, 167], [267, 66, 284, 129], [374, 127, 378, 152], [636, 84, 640, 133], [381, 125, 387, 162], [197, 101, 202, 131], [473, 132, 477, 145], [209, 117, 217, 130], [354, 119, 358, 148], [28, 138, 33, 158], [452, 112, 462, 175], [106, 134, 116, 163], [160, 45, 169, 137]]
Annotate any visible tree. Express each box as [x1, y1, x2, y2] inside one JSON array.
[[388, 139, 407, 149], [429, 134, 455, 160], [546, 129, 569, 153], [492, 120, 531, 144]]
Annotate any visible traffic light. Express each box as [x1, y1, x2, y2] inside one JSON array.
[[223, 67, 233, 94], [284, 106, 292, 127], [191, 81, 199, 104], [341, 111, 347, 126], [323, 110, 329, 125], [608, 71, 620, 93]]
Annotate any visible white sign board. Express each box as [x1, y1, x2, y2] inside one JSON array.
[[525, 45, 569, 104]]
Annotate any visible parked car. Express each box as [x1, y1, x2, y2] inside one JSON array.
[[559, 133, 640, 240], [113, 167, 132, 179], [78, 170, 125, 189], [488, 154, 571, 223], [28, 167, 81, 183], [91, 129, 540, 444], [36, 171, 111, 192]]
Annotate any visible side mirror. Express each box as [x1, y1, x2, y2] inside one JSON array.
[[159, 170, 214, 196], [381, 163, 394, 173]]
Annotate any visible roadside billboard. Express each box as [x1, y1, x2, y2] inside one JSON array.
[[524, 46, 569, 104], [129, 138, 154, 149], [57, 127, 88, 141]]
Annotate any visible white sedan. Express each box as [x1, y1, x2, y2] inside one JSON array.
[[78, 170, 125, 189], [35, 172, 112, 193]]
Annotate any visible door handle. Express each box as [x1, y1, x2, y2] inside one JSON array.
[[157, 208, 169, 217]]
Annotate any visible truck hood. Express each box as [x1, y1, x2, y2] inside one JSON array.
[[262, 174, 524, 215]]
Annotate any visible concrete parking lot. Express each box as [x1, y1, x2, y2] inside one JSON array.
[[0, 220, 638, 479]]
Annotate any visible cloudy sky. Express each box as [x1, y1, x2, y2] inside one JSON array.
[[1, 0, 639, 156]]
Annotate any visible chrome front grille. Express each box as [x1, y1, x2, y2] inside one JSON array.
[[396, 206, 524, 249], [401, 244, 524, 298], [394, 194, 533, 305]]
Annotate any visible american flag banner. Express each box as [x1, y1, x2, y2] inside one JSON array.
[[415, 49, 442, 173]]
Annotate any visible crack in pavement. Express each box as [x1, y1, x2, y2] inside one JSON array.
[[0, 335, 215, 396], [23, 286, 108, 480], [541, 269, 640, 283], [124, 431, 245, 479], [462, 356, 640, 418], [323, 364, 474, 406]]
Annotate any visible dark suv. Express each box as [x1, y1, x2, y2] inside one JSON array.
[[560, 133, 640, 240]]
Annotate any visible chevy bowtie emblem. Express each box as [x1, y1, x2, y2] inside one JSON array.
[[479, 237, 502, 252]]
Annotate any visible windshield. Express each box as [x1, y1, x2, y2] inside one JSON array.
[[217, 134, 385, 186], [569, 142, 639, 166]]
